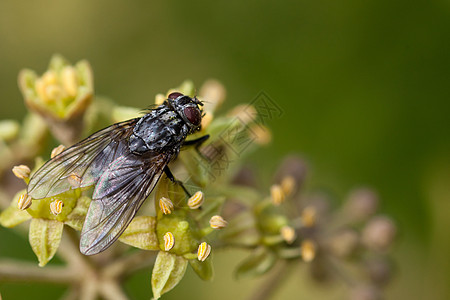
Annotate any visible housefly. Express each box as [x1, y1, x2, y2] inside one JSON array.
[[27, 92, 208, 255]]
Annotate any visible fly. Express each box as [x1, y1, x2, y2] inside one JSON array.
[[27, 92, 209, 255]]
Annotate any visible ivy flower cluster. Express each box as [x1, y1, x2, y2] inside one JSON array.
[[0, 55, 396, 300]]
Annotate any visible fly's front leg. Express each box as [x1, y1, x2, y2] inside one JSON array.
[[182, 134, 210, 161], [164, 166, 192, 197]]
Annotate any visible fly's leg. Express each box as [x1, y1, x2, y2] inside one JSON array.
[[164, 166, 192, 197], [182, 134, 210, 161]]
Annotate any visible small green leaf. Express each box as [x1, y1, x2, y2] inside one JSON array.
[[0, 190, 32, 228], [29, 218, 64, 266], [64, 196, 91, 230], [235, 247, 277, 280], [189, 258, 214, 281], [151, 251, 188, 299], [119, 216, 159, 250]]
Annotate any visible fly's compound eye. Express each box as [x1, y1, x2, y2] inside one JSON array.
[[184, 106, 202, 126], [168, 92, 184, 100]]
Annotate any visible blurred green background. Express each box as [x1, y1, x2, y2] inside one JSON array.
[[1, 1, 449, 299]]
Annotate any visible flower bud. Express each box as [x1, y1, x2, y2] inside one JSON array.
[[17, 193, 32, 210], [327, 229, 359, 258], [350, 285, 381, 300], [345, 188, 379, 221], [50, 200, 64, 216], [197, 242, 212, 261], [362, 216, 396, 252], [209, 215, 228, 229], [270, 184, 285, 206], [188, 191, 204, 209], [51, 145, 66, 158], [159, 197, 174, 215], [12, 165, 31, 180], [163, 232, 175, 251], [280, 225, 296, 244]]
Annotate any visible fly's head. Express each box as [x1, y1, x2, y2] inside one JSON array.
[[167, 92, 203, 133]]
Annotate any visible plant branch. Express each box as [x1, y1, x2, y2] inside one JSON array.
[[0, 259, 76, 283]]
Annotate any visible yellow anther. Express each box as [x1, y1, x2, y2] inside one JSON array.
[[188, 191, 204, 209], [155, 93, 166, 106], [163, 232, 175, 251], [41, 70, 58, 85], [12, 165, 31, 180], [209, 215, 228, 229], [281, 176, 296, 197], [249, 124, 272, 145], [17, 193, 32, 210], [51, 144, 66, 158], [68, 173, 82, 188], [159, 197, 174, 215], [270, 184, 285, 206], [61, 66, 78, 97], [301, 206, 317, 228], [301, 239, 316, 262], [201, 112, 214, 130], [280, 225, 296, 244], [50, 200, 64, 216], [197, 242, 211, 262]]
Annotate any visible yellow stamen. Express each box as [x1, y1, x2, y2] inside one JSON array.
[[301, 239, 316, 262], [50, 200, 64, 216], [280, 225, 296, 244], [197, 242, 211, 261], [163, 232, 175, 251], [17, 193, 32, 210], [270, 184, 285, 206], [12, 165, 31, 180], [209, 215, 228, 229], [188, 191, 204, 209], [159, 197, 174, 215]]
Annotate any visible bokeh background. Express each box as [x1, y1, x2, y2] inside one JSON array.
[[1, 1, 449, 299]]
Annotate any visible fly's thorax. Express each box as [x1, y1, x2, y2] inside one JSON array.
[[129, 107, 190, 154]]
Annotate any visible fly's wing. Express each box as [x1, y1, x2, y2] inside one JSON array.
[[27, 119, 139, 199], [79, 151, 172, 255]]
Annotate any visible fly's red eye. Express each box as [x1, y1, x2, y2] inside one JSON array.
[[168, 92, 183, 100], [184, 106, 201, 126]]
